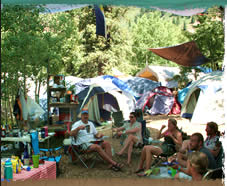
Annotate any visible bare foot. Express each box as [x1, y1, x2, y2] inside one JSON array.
[[116, 152, 123, 156]]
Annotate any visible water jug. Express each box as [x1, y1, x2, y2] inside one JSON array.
[[4, 161, 13, 179]]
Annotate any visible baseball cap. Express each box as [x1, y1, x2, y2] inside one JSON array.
[[81, 110, 88, 114]]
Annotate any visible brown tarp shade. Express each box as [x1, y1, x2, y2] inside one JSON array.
[[149, 41, 209, 67]]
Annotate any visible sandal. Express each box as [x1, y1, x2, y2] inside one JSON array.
[[137, 172, 148, 177], [114, 163, 124, 171], [134, 168, 144, 174], [137, 169, 153, 177], [110, 165, 120, 172]]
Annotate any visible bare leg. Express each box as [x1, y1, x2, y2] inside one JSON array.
[[136, 146, 147, 171], [117, 135, 137, 155], [144, 146, 163, 170], [90, 144, 116, 166], [101, 141, 112, 159], [127, 141, 134, 165]]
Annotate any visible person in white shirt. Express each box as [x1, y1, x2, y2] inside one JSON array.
[[68, 109, 123, 171]]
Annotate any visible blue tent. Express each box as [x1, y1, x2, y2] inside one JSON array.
[[123, 77, 161, 100]]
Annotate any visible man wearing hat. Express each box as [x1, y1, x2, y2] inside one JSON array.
[[68, 109, 123, 171]]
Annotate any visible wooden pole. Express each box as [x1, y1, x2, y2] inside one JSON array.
[[47, 58, 50, 126]]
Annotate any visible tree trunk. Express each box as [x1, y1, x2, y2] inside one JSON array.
[[35, 79, 39, 103], [37, 80, 41, 104], [3, 72, 8, 124], [8, 97, 14, 125]]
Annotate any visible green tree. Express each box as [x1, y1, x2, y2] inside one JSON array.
[[131, 10, 188, 75], [184, 7, 224, 70], [72, 6, 134, 77]]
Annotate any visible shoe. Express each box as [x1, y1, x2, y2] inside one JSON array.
[[137, 172, 148, 177], [110, 165, 120, 172], [113, 163, 124, 171]]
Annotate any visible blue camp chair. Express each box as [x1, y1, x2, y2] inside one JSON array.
[[30, 131, 62, 176], [39, 146, 63, 176]]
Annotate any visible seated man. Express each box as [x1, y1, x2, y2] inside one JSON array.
[[135, 119, 182, 176], [172, 133, 217, 180], [113, 112, 142, 165], [176, 139, 191, 167], [67, 109, 123, 171], [177, 125, 221, 168]]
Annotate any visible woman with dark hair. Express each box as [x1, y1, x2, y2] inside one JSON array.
[[135, 119, 182, 176], [113, 112, 142, 165], [204, 122, 221, 157]]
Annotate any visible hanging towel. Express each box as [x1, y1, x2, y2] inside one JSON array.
[[30, 131, 40, 155]]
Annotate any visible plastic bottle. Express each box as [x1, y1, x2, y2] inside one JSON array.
[[18, 160, 22, 173], [11, 159, 17, 173], [1, 125, 6, 137], [4, 161, 13, 179], [41, 128, 45, 138], [23, 144, 30, 166], [1, 161, 5, 178]]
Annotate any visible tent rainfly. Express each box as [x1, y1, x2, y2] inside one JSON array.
[[181, 71, 225, 125], [136, 65, 180, 88]]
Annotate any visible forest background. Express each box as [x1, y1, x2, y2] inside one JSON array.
[[1, 5, 224, 124]]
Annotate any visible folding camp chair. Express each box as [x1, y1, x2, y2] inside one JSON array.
[[68, 144, 98, 168], [112, 111, 124, 128], [151, 144, 177, 168], [67, 137, 101, 169], [202, 167, 224, 180], [135, 109, 143, 123], [39, 146, 63, 176], [112, 111, 126, 138], [63, 121, 101, 168]]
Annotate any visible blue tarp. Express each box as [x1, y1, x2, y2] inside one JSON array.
[[123, 77, 161, 100], [102, 75, 135, 97]]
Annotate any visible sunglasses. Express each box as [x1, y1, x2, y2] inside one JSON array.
[[129, 116, 134, 118]]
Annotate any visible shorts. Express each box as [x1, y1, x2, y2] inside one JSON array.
[[160, 143, 176, 156], [79, 142, 93, 150], [79, 141, 104, 150]]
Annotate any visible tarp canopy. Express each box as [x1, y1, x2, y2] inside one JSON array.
[[149, 41, 209, 67], [1, 1, 226, 11], [73, 75, 135, 97]]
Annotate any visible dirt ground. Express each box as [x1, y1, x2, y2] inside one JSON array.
[[58, 115, 226, 179]]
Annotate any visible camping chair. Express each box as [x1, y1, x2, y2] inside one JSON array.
[[112, 111, 124, 128], [112, 111, 125, 138], [118, 120, 148, 150], [202, 167, 224, 180], [30, 131, 63, 176], [135, 109, 143, 123], [67, 137, 101, 169], [64, 123, 100, 169], [39, 146, 63, 176], [151, 128, 190, 168], [151, 144, 177, 167]]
